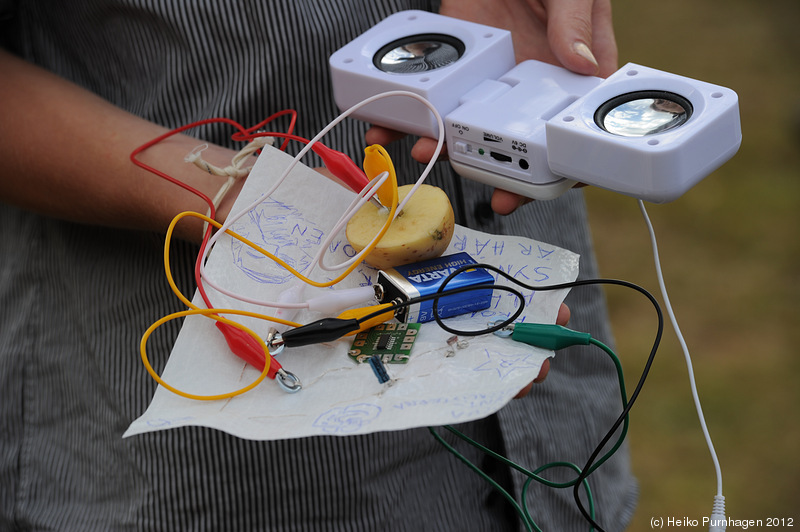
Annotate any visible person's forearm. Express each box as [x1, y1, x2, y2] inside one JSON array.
[[0, 49, 237, 241]]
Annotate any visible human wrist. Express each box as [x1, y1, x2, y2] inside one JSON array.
[[132, 134, 240, 243]]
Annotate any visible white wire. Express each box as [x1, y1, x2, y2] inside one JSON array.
[[314, 92, 446, 272], [197, 90, 445, 309], [313, 171, 389, 272], [637, 199, 724, 497], [199, 170, 392, 308]]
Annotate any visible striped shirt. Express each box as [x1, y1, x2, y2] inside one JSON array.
[[0, 1, 637, 530]]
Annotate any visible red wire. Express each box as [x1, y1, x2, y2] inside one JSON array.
[[130, 111, 299, 309], [130, 111, 302, 378], [231, 109, 298, 151], [131, 110, 369, 380]]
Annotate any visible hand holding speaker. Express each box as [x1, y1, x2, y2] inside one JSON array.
[[336, 10, 740, 206], [438, 0, 618, 214], [439, 0, 618, 76]]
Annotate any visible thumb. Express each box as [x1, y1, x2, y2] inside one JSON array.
[[540, 0, 601, 75]]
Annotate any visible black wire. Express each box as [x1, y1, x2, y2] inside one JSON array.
[[356, 282, 526, 334], [562, 280, 662, 531], [502, 275, 662, 531], [431, 263, 539, 334], [430, 263, 665, 531], [357, 261, 664, 531]]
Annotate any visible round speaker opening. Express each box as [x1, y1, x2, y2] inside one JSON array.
[[594, 91, 693, 137], [373, 33, 465, 74]]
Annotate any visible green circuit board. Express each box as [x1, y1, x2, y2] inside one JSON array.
[[348, 322, 421, 364]]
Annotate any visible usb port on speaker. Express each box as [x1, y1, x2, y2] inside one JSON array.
[[489, 151, 512, 163]]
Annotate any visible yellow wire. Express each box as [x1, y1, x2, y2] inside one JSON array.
[[163, 145, 399, 300], [165, 206, 395, 297], [149, 212, 308, 400], [145, 148, 399, 400], [161, 144, 398, 309], [140, 307, 297, 401]]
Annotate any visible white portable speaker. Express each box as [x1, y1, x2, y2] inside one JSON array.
[[330, 10, 515, 139], [330, 10, 742, 203]]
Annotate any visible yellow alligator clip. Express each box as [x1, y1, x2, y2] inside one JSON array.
[[337, 303, 396, 336], [362, 144, 398, 210]]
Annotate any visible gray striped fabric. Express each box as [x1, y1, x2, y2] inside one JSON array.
[[0, 1, 637, 530]]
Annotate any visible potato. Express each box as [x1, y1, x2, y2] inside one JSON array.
[[346, 184, 454, 270]]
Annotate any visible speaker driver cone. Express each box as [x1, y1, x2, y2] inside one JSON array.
[[595, 90, 693, 137], [374, 33, 465, 74]]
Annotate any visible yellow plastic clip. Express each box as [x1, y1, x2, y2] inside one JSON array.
[[362, 144, 398, 209]]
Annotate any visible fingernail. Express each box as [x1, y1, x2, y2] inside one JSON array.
[[573, 42, 599, 70]]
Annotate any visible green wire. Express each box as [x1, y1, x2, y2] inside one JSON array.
[[429, 334, 629, 531], [428, 427, 539, 532], [524, 462, 595, 531], [586, 337, 630, 475]]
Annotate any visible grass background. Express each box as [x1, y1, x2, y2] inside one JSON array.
[[583, 0, 800, 529]]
